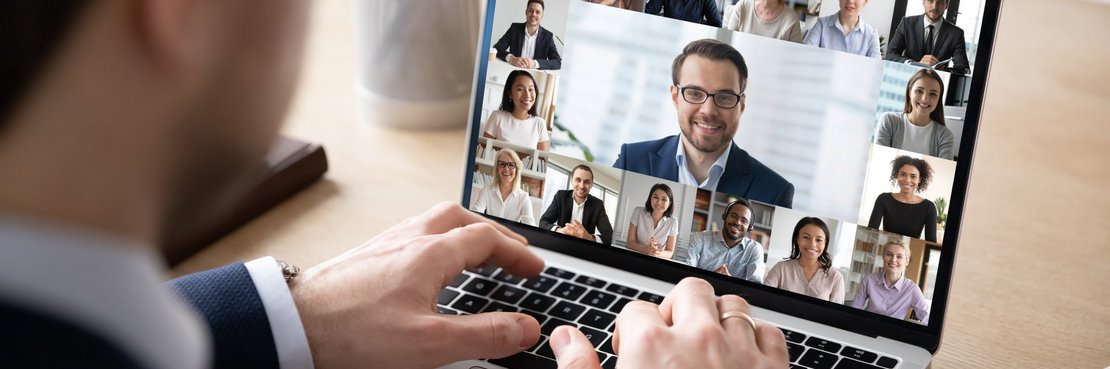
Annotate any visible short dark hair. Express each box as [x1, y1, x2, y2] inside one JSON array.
[[721, 198, 752, 223], [903, 69, 947, 126], [0, 1, 92, 129], [889, 155, 934, 193], [498, 70, 539, 117], [788, 217, 832, 272], [570, 164, 593, 180], [671, 39, 749, 93], [527, 0, 545, 10], [643, 183, 675, 218]]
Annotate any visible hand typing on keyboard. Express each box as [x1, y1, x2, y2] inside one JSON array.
[[548, 278, 790, 369], [286, 203, 546, 369]]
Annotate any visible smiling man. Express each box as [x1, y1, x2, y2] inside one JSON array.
[[685, 199, 765, 283], [614, 39, 794, 208], [492, 0, 562, 70]]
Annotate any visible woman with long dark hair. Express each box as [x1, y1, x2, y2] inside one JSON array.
[[764, 217, 845, 303], [874, 68, 956, 160], [482, 70, 550, 151], [625, 183, 679, 259]]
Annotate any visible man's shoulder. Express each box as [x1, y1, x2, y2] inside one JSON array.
[[732, 148, 791, 187], [942, 19, 966, 35], [623, 135, 678, 153]]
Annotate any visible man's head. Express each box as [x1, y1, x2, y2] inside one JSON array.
[[670, 39, 748, 156], [839, 0, 870, 19], [525, 0, 545, 28], [569, 164, 594, 203], [721, 199, 753, 244], [0, 1, 310, 243], [923, 0, 949, 23]]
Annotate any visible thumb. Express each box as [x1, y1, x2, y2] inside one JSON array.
[[551, 326, 602, 369], [434, 312, 540, 362]]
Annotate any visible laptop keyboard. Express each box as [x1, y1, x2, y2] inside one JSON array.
[[437, 264, 903, 369]]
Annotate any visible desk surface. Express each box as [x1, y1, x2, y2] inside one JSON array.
[[171, 1, 1110, 367]]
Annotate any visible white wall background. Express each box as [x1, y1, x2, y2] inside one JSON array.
[[855, 144, 957, 238]]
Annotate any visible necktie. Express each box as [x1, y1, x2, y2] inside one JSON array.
[[924, 25, 935, 55]]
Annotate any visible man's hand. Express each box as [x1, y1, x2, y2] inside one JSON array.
[[919, 55, 940, 66], [714, 264, 730, 276], [289, 202, 545, 369], [552, 278, 789, 368]]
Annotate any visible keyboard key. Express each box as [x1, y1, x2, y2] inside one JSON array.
[[482, 301, 519, 313], [798, 349, 838, 369], [520, 309, 548, 325], [540, 317, 575, 336], [520, 293, 557, 313], [578, 325, 609, 347], [805, 336, 843, 354], [840, 346, 878, 363], [490, 285, 528, 304], [551, 282, 588, 301], [602, 355, 618, 369], [450, 294, 489, 314], [581, 290, 617, 309], [575, 275, 607, 288], [462, 278, 499, 296], [637, 291, 664, 304], [535, 338, 556, 360], [528, 335, 547, 353], [522, 275, 559, 293], [835, 358, 885, 369], [596, 352, 609, 365], [437, 289, 460, 306], [599, 336, 615, 354], [605, 283, 639, 297], [609, 297, 633, 313], [875, 356, 898, 368], [781, 328, 807, 344], [469, 264, 498, 276], [549, 301, 587, 321], [787, 342, 805, 362], [578, 308, 616, 330], [543, 266, 577, 280], [448, 274, 469, 288], [790, 365, 806, 369], [489, 352, 556, 369], [493, 270, 524, 284], [436, 306, 458, 315]]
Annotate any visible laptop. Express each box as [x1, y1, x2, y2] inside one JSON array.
[[441, 0, 1002, 368]]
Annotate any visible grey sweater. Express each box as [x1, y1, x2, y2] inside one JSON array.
[[874, 112, 955, 160]]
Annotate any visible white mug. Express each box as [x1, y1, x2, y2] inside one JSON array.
[[354, 0, 484, 129]]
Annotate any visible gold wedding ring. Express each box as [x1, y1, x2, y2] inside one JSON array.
[[719, 310, 756, 331]]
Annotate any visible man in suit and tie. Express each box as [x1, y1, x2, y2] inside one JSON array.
[[492, 0, 562, 70], [539, 164, 616, 246], [885, 0, 971, 75], [614, 39, 795, 208]]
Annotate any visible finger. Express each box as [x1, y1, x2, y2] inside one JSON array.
[[433, 222, 544, 281], [658, 277, 719, 327], [428, 312, 541, 364], [550, 326, 602, 369], [754, 323, 789, 362], [716, 295, 757, 342], [420, 202, 529, 245], [613, 300, 666, 356]]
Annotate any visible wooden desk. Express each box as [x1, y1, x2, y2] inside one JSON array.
[[172, 1, 1110, 367]]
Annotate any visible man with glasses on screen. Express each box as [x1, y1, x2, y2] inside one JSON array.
[[614, 39, 794, 208]]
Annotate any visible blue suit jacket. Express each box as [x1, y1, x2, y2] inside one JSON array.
[[614, 135, 795, 208], [0, 262, 279, 369], [492, 23, 562, 70]]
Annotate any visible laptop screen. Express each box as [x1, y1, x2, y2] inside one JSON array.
[[464, 0, 997, 332]]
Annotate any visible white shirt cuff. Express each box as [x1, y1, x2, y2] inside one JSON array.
[[244, 257, 315, 369]]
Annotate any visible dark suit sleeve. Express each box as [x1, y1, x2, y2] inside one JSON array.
[[169, 262, 280, 369], [775, 182, 795, 209], [948, 28, 970, 75], [645, 0, 662, 15], [536, 30, 562, 70], [539, 192, 563, 231], [613, 144, 628, 169], [703, 0, 722, 27], [886, 18, 912, 63], [492, 26, 515, 62], [595, 205, 614, 246]]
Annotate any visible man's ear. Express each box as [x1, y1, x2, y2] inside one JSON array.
[[670, 84, 680, 107], [129, 0, 203, 71], [739, 93, 747, 113]]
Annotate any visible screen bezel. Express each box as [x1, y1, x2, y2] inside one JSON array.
[[460, 0, 1005, 353]]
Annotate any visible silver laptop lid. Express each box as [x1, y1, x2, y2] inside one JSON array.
[[462, 0, 1003, 353]]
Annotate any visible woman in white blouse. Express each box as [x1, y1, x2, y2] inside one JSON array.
[[470, 149, 537, 226], [625, 183, 680, 259], [483, 70, 551, 151], [764, 217, 845, 303]]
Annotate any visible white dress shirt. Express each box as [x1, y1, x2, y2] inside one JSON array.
[[471, 184, 537, 226], [675, 134, 732, 190]]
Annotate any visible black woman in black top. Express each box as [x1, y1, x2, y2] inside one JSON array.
[[868, 156, 937, 242]]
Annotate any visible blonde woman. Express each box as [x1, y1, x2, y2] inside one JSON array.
[[724, 0, 803, 43], [851, 242, 931, 324], [470, 149, 537, 226]]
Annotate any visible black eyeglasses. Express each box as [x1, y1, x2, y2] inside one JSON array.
[[677, 86, 744, 109], [496, 161, 517, 170]]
